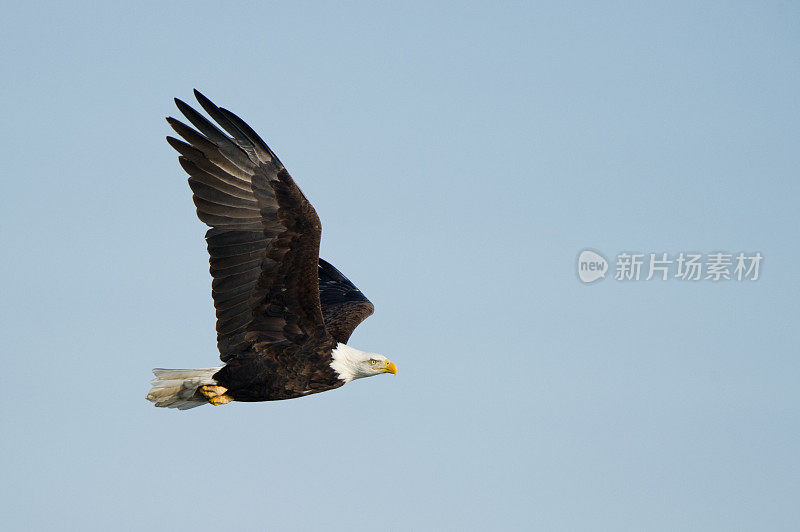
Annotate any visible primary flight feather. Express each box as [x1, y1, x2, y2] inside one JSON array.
[[146, 90, 395, 410]]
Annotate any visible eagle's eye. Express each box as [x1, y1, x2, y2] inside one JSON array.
[[369, 358, 378, 365]]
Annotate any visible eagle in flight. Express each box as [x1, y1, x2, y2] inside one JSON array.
[[146, 90, 395, 410]]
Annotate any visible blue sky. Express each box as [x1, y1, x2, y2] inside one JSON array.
[[2, 2, 798, 530]]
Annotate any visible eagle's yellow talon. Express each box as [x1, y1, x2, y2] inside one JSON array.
[[199, 385, 228, 399], [209, 394, 233, 406]]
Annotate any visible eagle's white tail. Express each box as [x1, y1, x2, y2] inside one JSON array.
[[146, 367, 222, 410]]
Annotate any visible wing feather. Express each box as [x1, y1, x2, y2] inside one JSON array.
[[317, 259, 374, 343], [167, 91, 330, 361]]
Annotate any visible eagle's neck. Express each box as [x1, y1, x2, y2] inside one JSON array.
[[329, 343, 369, 382]]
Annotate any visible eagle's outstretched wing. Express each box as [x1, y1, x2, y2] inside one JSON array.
[[318, 258, 374, 344], [166, 90, 328, 362]]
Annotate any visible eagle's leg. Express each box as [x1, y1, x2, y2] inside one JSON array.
[[199, 385, 233, 406]]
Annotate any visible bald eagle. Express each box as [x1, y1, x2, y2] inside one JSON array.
[[146, 91, 395, 410]]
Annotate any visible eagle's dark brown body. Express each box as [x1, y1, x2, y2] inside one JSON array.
[[150, 91, 376, 406], [212, 338, 343, 401]]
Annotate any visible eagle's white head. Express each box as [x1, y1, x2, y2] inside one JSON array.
[[330, 343, 397, 383]]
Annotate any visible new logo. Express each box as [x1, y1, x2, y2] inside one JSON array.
[[577, 250, 608, 283]]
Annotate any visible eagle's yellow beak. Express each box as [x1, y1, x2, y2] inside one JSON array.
[[382, 360, 397, 375]]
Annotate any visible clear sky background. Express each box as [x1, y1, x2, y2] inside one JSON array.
[[2, 2, 798, 530]]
